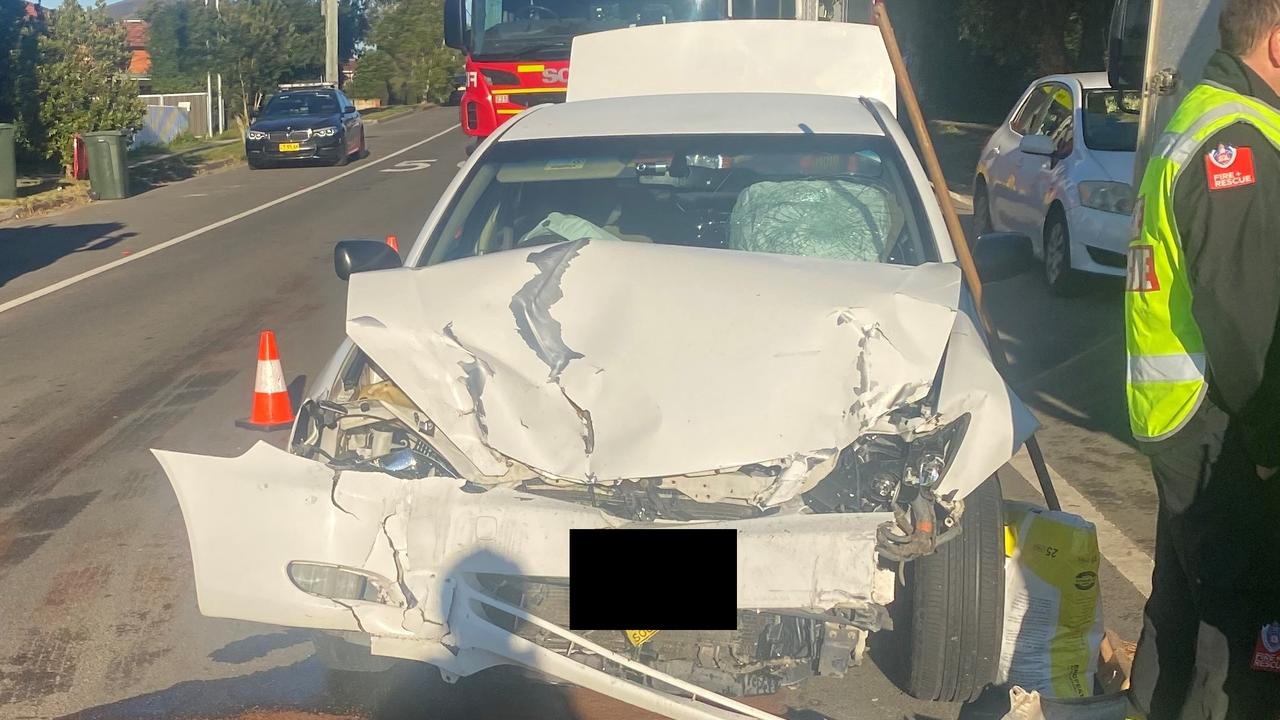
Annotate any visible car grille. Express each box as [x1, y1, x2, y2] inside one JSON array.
[[267, 129, 312, 142], [509, 92, 567, 108]]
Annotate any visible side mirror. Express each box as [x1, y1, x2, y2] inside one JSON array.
[[344, 105, 357, 114], [1018, 134, 1056, 156], [1108, 0, 1151, 91], [444, 0, 466, 50], [334, 240, 401, 281], [972, 232, 1035, 283]]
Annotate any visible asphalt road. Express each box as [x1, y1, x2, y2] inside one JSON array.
[[0, 107, 1152, 720]]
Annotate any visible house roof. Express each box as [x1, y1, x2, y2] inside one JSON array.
[[125, 19, 149, 48], [129, 49, 151, 77]]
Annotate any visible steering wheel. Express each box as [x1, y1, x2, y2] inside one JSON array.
[[518, 4, 559, 19]]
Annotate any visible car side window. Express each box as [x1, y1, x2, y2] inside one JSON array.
[[1010, 86, 1051, 135], [1028, 83, 1073, 139]]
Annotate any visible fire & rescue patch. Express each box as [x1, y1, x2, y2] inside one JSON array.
[[1204, 143, 1257, 191]]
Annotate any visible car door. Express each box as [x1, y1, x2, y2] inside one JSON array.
[[985, 85, 1050, 233], [1006, 82, 1074, 238]]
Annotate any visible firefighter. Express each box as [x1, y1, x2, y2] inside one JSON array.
[[1126, 0, 1280, 716]]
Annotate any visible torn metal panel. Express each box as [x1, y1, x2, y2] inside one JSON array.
[[153, 443, 413, 635], [347, 241, 968, 497], [157, 442, 894, 627], [932, 311, 1040, 498]]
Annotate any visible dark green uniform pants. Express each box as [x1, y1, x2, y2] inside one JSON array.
[[1130, 405, 1280, 719]]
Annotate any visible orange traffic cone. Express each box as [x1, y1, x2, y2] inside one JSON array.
[[386, 234, 400, 253], [235, 330, 295, 431]]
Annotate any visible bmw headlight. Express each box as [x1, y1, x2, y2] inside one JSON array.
[[247, 130, 268, 141], [313, 126, 339, 137], [1078, 181, 1134, 215]]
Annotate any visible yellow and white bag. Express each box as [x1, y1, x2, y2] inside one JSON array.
[[998, 502, 1105, 698]]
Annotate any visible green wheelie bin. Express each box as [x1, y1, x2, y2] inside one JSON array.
[[84, 129, 130, 200], [0, 123, 15, 200]]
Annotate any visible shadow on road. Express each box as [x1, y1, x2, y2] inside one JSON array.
[[130, 156, 205, 196], [60, 655, 632, 720], [0, 222, 136, 289], [984, 271, 1135, 449]]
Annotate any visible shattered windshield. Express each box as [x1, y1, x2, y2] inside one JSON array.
[[423, 134, 937, 266], [469, 0, 727, 59]]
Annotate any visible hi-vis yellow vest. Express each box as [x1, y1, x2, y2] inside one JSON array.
[[1127, 82, 1280, 441]]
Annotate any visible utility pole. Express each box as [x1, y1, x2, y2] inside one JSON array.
[[324, 0, 338, 85], [205, 0, 214, 137], [215, 0, 224, 134]]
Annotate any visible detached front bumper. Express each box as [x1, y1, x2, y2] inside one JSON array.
[[155, 442, 896, 720]]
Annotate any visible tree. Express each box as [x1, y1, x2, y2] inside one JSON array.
[[957, 0, 1113, 75], [346, 47, 394, 103], [345, 0, 460, 104], [0, 0, 43, 159], [208, 0, 324, 127], [144, 0, 214, 92], [338, 0, 370, 63], [37, 0, 145, 170]]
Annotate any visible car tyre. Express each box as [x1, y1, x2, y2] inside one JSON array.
[[1043, 211, 1085, 296], [311, 631, 398, 673], [906, 474, 1004, 703], [247, 158, 264, 170], [972, 178, 992, 236], [358, 132, 369, 159], [335, 142, 352, 167]]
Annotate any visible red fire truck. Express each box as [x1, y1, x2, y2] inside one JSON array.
[[442, 0, 872, 144]]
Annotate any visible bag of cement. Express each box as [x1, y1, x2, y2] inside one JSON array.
[[999, 686, 1130, 720], [998, 502, 1105, 698]]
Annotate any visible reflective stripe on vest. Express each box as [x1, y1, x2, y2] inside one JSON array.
[[1126, 82, 1280, 441]]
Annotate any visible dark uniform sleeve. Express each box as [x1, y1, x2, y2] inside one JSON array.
[[1172, 123, 1280, 468]]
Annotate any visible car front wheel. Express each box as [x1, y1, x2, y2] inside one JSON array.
[[906, 474, 1005, 703], [1043, 211, 1084, 296], [972, 178, 992, 236]]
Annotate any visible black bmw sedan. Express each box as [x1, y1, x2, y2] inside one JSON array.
[[245, 84, 366, 169]]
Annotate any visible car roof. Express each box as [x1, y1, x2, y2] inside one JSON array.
[[1037, 72, 1112, 91], [497, 93, 888, 142]]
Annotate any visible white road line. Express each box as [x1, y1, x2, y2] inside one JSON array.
[[0, 124, 461, 316], [1008, 447, 1155, 598]]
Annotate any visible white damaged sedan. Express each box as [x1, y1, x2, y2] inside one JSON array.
[[154, 21, 1037, 720]]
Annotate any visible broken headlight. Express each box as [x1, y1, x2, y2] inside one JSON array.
[[802, 413, 970, 514], [903, 413, 970, 490], [290, 391, 460, 480]]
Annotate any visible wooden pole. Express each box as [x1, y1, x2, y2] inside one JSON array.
[[872, 0, 990, 333], [870, 1, 1130, 682], [871, 0, 1063, 512]]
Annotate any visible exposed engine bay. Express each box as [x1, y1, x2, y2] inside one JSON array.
[[291, 350, 969, 543]]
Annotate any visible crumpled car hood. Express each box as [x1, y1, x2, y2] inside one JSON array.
[[346, 240, 1036, 499]]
